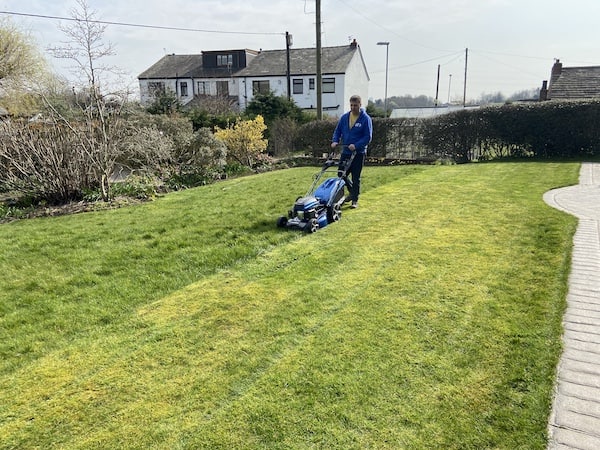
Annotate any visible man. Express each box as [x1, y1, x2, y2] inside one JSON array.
[[331, 94, 373, 208]]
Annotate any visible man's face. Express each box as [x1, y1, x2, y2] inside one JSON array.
[[350, 102, 361, 114]]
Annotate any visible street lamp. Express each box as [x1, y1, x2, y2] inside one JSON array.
[[377, 41, 390, 116]]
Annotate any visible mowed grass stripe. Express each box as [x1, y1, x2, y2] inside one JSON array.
[[0, 162, 579, 449], [173, 163, 577, 449]]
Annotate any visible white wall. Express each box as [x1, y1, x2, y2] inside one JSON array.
[[139, 77, 240, 106], [238, 74, 348, 117], [238, 76, 288, 110], [139, 79, 177, 105], [343, 52, 369, 113]]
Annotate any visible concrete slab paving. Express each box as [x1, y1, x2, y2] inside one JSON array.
[[544, 162, 600, 450]]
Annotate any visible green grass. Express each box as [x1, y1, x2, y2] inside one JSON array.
[[0, 162, 579, 449]]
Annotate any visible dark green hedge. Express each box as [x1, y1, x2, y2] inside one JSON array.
[[296, 100, 600, 162]]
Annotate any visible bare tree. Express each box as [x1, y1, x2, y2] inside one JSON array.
[[47, 0, 118, 91], [46, 0, 128, 201]]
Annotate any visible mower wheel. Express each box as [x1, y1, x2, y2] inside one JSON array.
[[327, 204, 341, 222], [276, 216, 288, 228], [306, 218, 319, 233]]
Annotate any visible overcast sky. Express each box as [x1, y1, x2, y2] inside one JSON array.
[[2, 0, 599, 103]]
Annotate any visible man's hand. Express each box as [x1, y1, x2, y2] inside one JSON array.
[[331, 142, 338, 149], [348, 144, 356, 151]]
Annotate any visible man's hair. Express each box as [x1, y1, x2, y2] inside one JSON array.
[[349, 95, 362, 104]]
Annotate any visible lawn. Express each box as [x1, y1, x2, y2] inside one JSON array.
[[0, 161, 579, 449]]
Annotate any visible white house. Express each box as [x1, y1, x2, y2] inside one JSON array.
[[138, 49, 259, 108], [137, 40, 369, 117], [235, 39, 369, 116]]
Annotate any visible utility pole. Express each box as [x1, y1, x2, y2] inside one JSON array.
[[377, 41, 390, 116], [463, 48, 468, 107], [316, 0, 322, 119], [435, 64, 440, 107], [286, 31, 292, 100]]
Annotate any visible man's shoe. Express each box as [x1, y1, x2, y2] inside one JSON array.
[[351, 201, 358, 209], [344, 196, 353, 203]]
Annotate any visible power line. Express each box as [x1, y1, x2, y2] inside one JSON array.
[[368, 51, 463, 81], [391, 51, 463, 71], [471, 48, 551, 62], [470, 50, 544, 79], [0, 10, 285, 36], [334, 0, 457, 53], [331, 0, 575, 71]]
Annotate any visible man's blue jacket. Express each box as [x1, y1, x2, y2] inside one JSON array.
[[331, 108, 373, 155]]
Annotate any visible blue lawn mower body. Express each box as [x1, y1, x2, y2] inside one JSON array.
[[277, 152, 354, 233]]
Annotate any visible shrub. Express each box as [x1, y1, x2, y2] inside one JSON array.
[[268, 118, 298, 157], [132, 113, 194, 152], [166, 127, 228, 188], [124, 114, 227, 186], [119, 124, 174, 173], [214, 115, 268, 168], [245, 91, 305, 127], [145, 88, 181, 115], [294, 119, 337, 156], [0, 121, 95, 204], [176, 127, 227, 170], [185, 107, 238, 132]]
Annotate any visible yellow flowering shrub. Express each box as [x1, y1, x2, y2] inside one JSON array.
[[214, 115, 268, 168]]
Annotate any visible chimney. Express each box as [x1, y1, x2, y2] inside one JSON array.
[[547, 59, 563, 98], [539, 80, 548, 101], [551, 59, 563, 77], [350, 39, 357, 48]]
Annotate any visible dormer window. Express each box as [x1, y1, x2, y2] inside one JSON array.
[[217, 54, 233, 67]]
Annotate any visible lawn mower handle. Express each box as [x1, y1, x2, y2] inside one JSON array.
[[336, 150, 356, 178]]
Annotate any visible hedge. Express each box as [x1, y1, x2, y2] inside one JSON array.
[[296, 100, 600, 162]]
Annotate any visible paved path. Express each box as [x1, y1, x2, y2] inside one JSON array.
[[543, 162, 600, 450]]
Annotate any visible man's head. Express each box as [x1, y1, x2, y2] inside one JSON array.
[[349, 95, 361, 114]]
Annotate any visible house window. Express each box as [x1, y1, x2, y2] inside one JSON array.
[[217, 54, 233, 67], [197, 81, 207, 95], [217, 80, 229, 96], [323, 77, 335, 93], [309, 78, 315, 90], [147, 81, 165, 96], [252, 80, 270, 95], [293, 79, 303, 94], [180, 82, 188, 97]]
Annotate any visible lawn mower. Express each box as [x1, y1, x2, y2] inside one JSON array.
[[277, 151, 355, 233]]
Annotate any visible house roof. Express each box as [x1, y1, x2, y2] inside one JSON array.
[[138, 54, 238, 79], [548, 65, 600, 100], [236, 44, 363, 77], [138, 44, 366, 80]]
